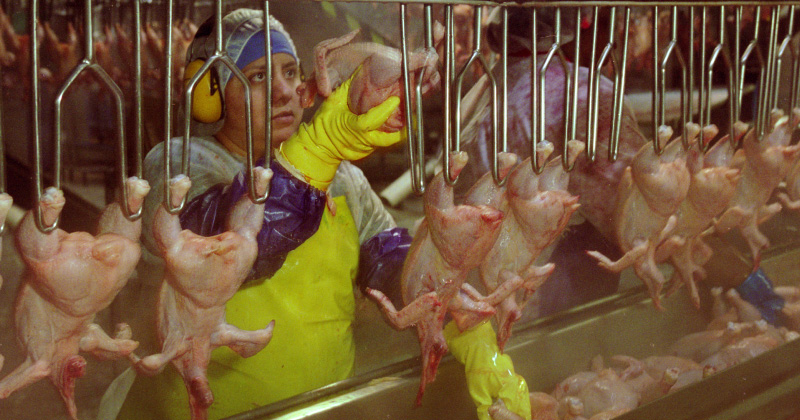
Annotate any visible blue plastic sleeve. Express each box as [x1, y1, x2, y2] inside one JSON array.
[[357, 227, 412, 308], [736, 267, 786, 326]]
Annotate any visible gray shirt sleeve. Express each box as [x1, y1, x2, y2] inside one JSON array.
[[328, 161, 397, 245]]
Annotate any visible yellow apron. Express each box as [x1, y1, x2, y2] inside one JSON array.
[[119, 196, 359, 419]]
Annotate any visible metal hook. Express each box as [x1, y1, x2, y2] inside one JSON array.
[[173, 0, 269, 213], [610, 7, 630, 162], [775, 5, 795, 116], [443, 4, 455, 185], [737, 6, 765, 143], [411, 4, 434, 195], [400, 3, 425, 195], [564, 6, 580, 171], [538, 8, 572, 172], [759, 6, 780, 138], [699, 6, 734, 152], [584, 6, 599, 163], [656, 7, 689, 149], [530, 7, 544, 174], [65, 1, 136, 221], [262, 1, 273, 196], [652, 5, 662, 154], [499, 6, 509, 178], [30, 0, 56, 232], [587, 7, 627, 163], [453, 6, 499, 185]]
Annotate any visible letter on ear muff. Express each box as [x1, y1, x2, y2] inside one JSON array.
[[185, 59, 222, 123]]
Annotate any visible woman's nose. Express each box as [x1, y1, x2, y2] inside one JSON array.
[[272, 74, 293, 106]]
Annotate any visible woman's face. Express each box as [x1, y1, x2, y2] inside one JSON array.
[[218, 53, 304, 157]]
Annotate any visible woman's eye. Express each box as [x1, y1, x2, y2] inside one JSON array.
[[284, 68, 297, 80], [250, 72, 266, 83]]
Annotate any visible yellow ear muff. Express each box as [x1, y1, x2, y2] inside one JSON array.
[[185, 59, 223, 123]]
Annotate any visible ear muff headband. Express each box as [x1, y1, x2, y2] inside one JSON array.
[[185, 59, 223, 123]]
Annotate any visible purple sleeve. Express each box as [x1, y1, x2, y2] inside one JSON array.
[[357, 227, 412, 308], [179, 159, 327, 282]]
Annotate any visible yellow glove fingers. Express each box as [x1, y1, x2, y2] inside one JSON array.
[[356, 96, 401, 132], [368, 129, 404, 148], [445, 321, 532, 420]]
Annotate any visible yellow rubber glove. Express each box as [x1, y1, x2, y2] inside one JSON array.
[[280, 71, 403, 190], [444, 321, 531, 420]]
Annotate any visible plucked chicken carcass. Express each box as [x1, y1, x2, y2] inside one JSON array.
[[298, 26, 442, 132], [588, 126, 692, 309], [457, 56, 648, 243], [465, 141, 583, 350], [654, 124, 744, 307], [367, 152, 505, 405], [713, 108, 800, 268], [0, 177, 148, 420], [131, 168, 274, 420]]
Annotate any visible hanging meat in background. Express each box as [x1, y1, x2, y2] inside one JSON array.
[[367, 152, 507, 405], [588, 126, 692, 309], [457, 56, 647, 248], [0, 177, 149, 420], [654, 124, 744, 307], [777, 158, 800, 213], [464, 141, 583, 350], [129, 168, 274, 420], [298, 25, 442, 132], [712, 109, 800, 268]]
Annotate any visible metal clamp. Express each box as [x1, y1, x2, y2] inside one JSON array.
[[400, 3, 429, 194], [535, 7, 572, 171], [451, 5, 498, 185]]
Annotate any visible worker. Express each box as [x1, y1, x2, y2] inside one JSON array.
[[113, 8, 531, 420]]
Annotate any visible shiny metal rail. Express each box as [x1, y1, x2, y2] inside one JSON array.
[[310, 1, 799, 5]]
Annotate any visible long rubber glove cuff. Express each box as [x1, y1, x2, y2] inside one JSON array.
[[280, 72, 403, 190], [444, 321, 531, 420]]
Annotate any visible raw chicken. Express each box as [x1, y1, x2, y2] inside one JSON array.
[[655, 124, 743, 307], [574, 369, 638, 418], [667, 322, 749, 362], [298, 27, 442, 132], [131, 169, 274, 420], [367, 152, 504, 405], [0, 178, 148, 420], [701, 333, 781, 370], [464, 140, 582, 349], [588, 126, 692, 309], [553, 370, 600, 401], [777, 159, 800, 212], [488, 392, 560, 420], [713, 109, 800, 268]]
